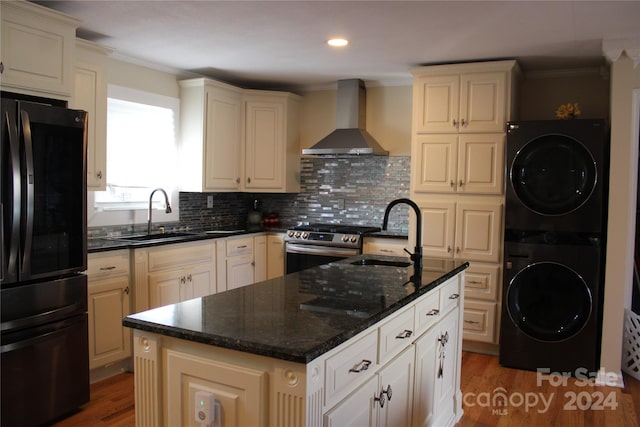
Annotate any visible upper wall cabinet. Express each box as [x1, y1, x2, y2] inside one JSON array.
[[0, 1, 80, 98], [411, 61, 519, 134], [179, 78, 244, 192], [71, 39, 112, 191], [243, 90, 301, 192], [179, 78, 301, 193]]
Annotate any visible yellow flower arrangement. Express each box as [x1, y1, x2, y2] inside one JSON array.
[[556, 102, 581, 119]]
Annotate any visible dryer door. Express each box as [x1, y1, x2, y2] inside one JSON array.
[[509, 135, 597, 216], [506, 261, 592, 342]]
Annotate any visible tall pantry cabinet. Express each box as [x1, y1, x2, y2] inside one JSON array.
[[410, 60, 520, 354]]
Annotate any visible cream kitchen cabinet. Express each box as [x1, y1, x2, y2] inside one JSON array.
[[0, 1, 80, 98], [363, 236, 409, 257], [216, 235, 267, 291], [243, 90, 301, 192], [87, 250, 132, 370], [72, 39, 111, 190], [411, 60, 518, 134], [133, 240, 217, 312], [266, 233, 285, 279], [412, 133, 505, 195], [179, 78, 243, 192], [419, 199, 502, 263], [324, 346, 415, 427], [179, 78, 301, 193]]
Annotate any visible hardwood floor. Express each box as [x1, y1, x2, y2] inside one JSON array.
[[53, 352, 640, 427]]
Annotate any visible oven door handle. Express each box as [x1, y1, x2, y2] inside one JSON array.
[[286, 243, 359, 258]]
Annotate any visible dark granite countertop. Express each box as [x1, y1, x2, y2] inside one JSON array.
[[123, 254, 468, 364], [88, 227, 286, 253]]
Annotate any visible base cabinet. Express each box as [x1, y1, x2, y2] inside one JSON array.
[[87, 250, 132, 370]]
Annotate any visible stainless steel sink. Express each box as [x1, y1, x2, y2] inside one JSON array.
[[112, 231, 201, 243], [204, 229, 246, 235], [351, 259, 412, 268]]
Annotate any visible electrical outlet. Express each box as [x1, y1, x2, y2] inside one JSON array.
[[207, 195, 213, 209]]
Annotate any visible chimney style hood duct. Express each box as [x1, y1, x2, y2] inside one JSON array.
[[302, 79, 389, 155]]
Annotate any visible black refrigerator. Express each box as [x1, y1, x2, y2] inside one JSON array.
[[1, 96, 90, 427]]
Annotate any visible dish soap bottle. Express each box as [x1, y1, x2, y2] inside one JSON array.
[[247, 199, 262, 228]]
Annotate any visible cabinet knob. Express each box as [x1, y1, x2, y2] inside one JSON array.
[[456, 246, 461, 254], [447, 245, 452, 253], [97, 170, 103, 180], [180, 276, 186, 284], [449, 293, 460, 300], [383, 385, 393, 401], [236, 177, 240, 184], [450, 180, 455, 188], [0, 62, 4, 74], [374, 390, 386, 408], [247, 177, 251, 184], [461, 118, 467, 128], [458, 180, 464, 187], [452, 119, 458, 128], [438, 331, 449, 346], [124, 286, 130, 295], [187, 274, 192, 282]]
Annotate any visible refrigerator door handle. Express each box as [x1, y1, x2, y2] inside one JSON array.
[[3, 108, 21, 283], [19, 109, 34, 279]]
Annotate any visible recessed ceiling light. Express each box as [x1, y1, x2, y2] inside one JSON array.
[[328, 38, 349, 47]]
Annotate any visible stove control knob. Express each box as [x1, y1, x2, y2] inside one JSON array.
[[287, 231, 294, 238], [302, 232, 309, 239], [295, 231, 301, 238], [342, 235, 349, 242], [350, 236, 358, 243]]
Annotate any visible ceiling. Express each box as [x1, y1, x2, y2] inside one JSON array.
[[34, 0, 640, 91]]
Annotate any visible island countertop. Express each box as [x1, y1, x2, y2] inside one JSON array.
[[123, 255, 468, 364]]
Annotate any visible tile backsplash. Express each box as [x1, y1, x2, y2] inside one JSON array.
[[89, 156, 411, 237]]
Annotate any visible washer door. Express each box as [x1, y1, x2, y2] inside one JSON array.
[[510, 135, 597, 215], [507, 262, 592, 342]]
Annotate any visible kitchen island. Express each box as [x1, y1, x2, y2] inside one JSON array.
[[124, 254, 468, 427]]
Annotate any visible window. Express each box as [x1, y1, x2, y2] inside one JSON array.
[[89, 85, 180, 227]]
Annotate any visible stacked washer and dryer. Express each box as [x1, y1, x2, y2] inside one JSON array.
[[499, 119, 609, 374]]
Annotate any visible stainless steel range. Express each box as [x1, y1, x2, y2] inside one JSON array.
[[285, 223, 381, 274]]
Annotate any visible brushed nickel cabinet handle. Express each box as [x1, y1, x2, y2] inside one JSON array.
[[349, 359, 372, 373], [426, 308, 440, 316], [395, 329, 413, 339]]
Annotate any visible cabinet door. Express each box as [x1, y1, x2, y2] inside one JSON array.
[[204, 85, 242, 190], [413, 75, 459, 134], [148, 269, 182, 309], [459, 72, 506, 133], [457, 134, 504, 195], [420, 201, 456, 259], [432, 310, 459, 427], [455, 202, 502, 263], [412, 134, 458, 193], [378, 347, 415, 427], [0, 2, 77, 96], [266, 234, 284, 279], [88, 276, 131, 369], [412, 325, 439, 427], [463, 300, 497, 344], [244, 100, 284, 190], [227, 254, 254, 290], [324, 375, 377, 427], [253, 235, 267, 283], [73, 62, 107, 190], [185, 262, 215, 300]]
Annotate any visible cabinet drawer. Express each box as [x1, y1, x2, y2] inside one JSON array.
[[439, 277, 461, 315], [324, 330, 377, 408], [414, 290, 441, 335], [147, 241, 215, 271], [226, 237, 254, 256], [464, 263, 500, 301], [378, 307, 414, 364], [463, 300, 497, 344], [87, 250, 129, 279], [363, 237, 408, 257]]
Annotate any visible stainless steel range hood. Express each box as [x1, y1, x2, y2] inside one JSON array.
[[302, 79, 389, 155]]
